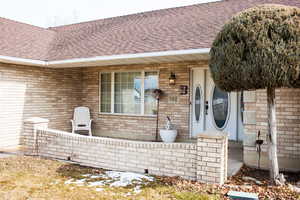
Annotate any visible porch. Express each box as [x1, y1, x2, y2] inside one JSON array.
[[23, 117, 231, 184], [1, 51, 245, 179], [78, 133, 243, 177]]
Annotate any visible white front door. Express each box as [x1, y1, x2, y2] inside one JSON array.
[[191, 68, 244, 141]]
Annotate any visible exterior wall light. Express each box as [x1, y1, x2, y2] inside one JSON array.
[[169, 72, 176, 86]]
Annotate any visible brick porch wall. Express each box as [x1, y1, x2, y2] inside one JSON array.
[[243, 89, 300, 171], [23, 118, 228, 184], [81, 61, 209, 141], [0, 63, 82, 148]]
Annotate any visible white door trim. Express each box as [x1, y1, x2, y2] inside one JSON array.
[[190, 68, 244, 141], [190, 68, 207, 138]]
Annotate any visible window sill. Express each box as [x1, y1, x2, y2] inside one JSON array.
[[98, 113, 157, 118]]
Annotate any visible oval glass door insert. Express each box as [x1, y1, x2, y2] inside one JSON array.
[[212, 86, 229, 129], [195, 86, 201, 122]]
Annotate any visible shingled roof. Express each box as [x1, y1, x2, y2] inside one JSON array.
[[0, 0, 299, 61]]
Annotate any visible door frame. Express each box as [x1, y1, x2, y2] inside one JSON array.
[[189, 67, 209, 138], [189, 67, 244, 141]]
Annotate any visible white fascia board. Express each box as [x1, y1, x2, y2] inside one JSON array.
[[0, 55, 46, 66], [0, 48, 210, 67], [46, 48, 210, 66]]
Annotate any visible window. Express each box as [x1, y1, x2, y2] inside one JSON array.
[[114, 72, 141, 114], [100, 71, 158, 115], [100, 73, 111, 113], [144, 72, 158, 115]]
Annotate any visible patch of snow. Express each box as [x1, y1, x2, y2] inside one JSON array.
[[73, 178, 86, 186], [64, 170, 154, 194], [81, 173, 105, 179], [90, 175, 105, 179], [88, 181, 106, 187], [95, 188, 104, 192], [123, 192, 132, 197], [64, 179, 74, 184], [82, 174, 91, 177], [133, 185, 142, 194], [105, 171, 123, 179], [106, 171, 154, 187], [65, 178, 86, 186]]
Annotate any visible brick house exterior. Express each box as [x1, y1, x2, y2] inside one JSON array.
[[243, 89, 300, 171], [82, 61, 208, 141], [0, 63, 82, 147], [1, 60, 299, 171], [0, 0, 299, 173]]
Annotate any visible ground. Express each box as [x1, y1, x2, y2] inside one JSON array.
[[0, 156, 299, 200], [0, 156, 218, 200]]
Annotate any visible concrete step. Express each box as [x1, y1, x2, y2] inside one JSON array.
[[229, 140, 243, 149]]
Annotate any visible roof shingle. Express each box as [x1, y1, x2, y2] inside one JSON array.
[[0, 0, 299, 61]]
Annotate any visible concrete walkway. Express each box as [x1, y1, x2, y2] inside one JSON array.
[[227, 142, 243, 177]]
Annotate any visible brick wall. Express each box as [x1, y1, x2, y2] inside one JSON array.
[[2, 60, 300, 173], [243, 89, 300, 171], [2, 61, 299, 172], [1, 61, 210, 148], [0, 63, 82, 148], [197, 133, 228, 184], [82, 61, 208, 141], [23, 117, 228, 184]]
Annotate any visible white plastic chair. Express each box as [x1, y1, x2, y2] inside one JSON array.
[[71, 107, 93, 136]]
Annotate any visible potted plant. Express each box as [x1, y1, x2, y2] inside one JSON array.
[[160, 116, 177, 143]]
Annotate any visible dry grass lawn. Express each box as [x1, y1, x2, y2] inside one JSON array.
[[0, 156, 219, 200]]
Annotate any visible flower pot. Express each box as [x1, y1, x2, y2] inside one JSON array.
[[159, 129, 177, 143]]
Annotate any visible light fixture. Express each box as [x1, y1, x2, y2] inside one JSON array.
[[169, 72, 176, 86]]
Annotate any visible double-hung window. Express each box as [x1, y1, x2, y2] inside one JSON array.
[[100, 71, 158, 115]]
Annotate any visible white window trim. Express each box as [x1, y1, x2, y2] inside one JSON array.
[[111, 72, 115, 113], [99, 70, 159, 117]]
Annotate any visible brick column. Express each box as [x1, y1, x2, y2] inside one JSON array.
[[242, 91, 261, 168], [23, 117, 49, 155], [196, 131, 228, 185]]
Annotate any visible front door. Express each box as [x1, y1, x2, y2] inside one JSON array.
[[191, 68, 244, 141]]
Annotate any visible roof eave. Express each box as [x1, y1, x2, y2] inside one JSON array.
[[0, 55, 46, 67], [0, 48, 210, 68]]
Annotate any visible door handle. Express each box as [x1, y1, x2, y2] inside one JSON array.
[[205, 101, 209, 115]]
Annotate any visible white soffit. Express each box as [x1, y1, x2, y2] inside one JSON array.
[[0, 48, 210, 68]]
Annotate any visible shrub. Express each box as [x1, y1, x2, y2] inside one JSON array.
[[209, 4, 300, 92]]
